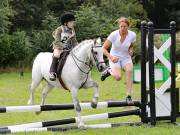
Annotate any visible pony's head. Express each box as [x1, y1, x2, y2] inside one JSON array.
[[71, 38, 106, 72], [91, 37, 106, 72]]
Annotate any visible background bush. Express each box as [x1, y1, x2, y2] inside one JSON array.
[[0, 31, 30, 68]]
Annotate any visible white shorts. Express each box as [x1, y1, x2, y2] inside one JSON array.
[[109, 57, 132, 69]]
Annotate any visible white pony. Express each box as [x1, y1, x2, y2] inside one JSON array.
[[27, 38, 106, 127]]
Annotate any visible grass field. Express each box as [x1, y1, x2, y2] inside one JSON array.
[[0, 69, 180, 135]]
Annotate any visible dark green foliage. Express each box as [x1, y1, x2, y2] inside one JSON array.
[[9, 0, 49, 32], [141, 0, 180, 29], [75, 4, 116, 40], [29, 30, 53, 57], [0, 31, 30, 67], [0, 0, 15, 33], [47, 0, 84, 17]]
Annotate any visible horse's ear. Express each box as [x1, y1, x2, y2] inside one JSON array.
[[96, 37, 101, 45], [93, 37, 102, 46]]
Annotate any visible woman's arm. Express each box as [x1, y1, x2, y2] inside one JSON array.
[[102, 40, 112, 59], [103, 40, 119, 63], [128, 43, 134, 56]]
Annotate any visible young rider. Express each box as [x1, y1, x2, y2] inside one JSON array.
[[49, 12, 78, 81]]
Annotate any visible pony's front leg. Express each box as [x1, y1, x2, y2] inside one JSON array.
[[84, 80, 99, 108], [70, 87, 84, 128]]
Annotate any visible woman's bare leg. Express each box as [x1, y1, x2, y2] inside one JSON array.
[[124, 63, 133, 96], [111, 67, 122, 81]]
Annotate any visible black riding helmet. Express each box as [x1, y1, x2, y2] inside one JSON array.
[[61, 12, 75, 25]]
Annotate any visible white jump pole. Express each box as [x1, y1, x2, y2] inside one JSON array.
[[0, 122, 143, 134], [0, 101, 140, 113], [0, 109, 140, 130]]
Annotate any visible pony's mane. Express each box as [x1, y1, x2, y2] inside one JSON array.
[[73, 39, 93, 53]]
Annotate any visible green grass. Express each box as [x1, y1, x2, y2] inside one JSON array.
[[0, 69, 180, 135]]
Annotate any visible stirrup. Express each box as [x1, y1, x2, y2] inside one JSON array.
[[49, 72, 57, 81]]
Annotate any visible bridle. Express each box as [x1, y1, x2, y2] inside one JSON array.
[[70, 43, 104, 74], [91, 45, 105, 71]]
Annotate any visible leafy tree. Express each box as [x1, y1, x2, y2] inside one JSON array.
[[9, 0, 49, 32], [141, 0, 180, 29], [0, 31, 30, 67], [75, 5, 108, 40], [47, 0, 84, 17], [98, 0, 147, 25], [0, 0, 14, 33], [41, 12, 59, 31]]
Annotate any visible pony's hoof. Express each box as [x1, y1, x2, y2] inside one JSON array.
[[35, 111, 41, 115], [27, 101, 33, 105], [91, 101, 97, 108], [78, 123, 85, 129]]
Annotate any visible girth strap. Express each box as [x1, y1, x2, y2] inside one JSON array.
[[59, 77, 69, 92]]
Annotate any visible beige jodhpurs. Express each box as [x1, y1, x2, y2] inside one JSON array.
[[53, 49, 63, 58]]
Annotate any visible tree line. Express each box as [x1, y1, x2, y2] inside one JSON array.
[[0, 0, 179, 68]]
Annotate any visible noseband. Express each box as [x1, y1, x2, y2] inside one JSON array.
[[91, 45, 105, 70]]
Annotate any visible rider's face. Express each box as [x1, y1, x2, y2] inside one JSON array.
[[67, 21, 75, 29]]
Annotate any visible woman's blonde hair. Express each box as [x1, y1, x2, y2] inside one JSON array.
[[117, 17, 129, 26]]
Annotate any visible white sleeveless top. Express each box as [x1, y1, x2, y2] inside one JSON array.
[[107, 30, 136, 58]]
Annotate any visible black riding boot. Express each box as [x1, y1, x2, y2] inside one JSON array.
[[49, 57, 59, 81]]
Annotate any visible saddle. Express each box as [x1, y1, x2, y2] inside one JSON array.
[[57, 50, 70, 91]]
